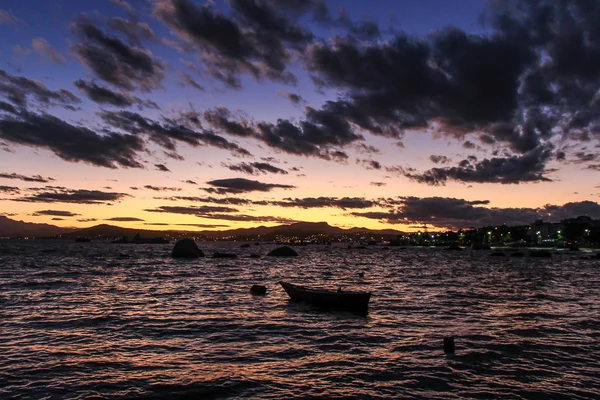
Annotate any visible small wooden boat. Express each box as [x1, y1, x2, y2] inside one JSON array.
[[280, 281, 371, 313]]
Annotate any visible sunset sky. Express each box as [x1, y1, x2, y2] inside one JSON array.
[[2, 0, 600, 232]]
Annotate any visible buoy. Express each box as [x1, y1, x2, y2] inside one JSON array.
[[444, 337, 455, 354], [250, 284, 267, 295]]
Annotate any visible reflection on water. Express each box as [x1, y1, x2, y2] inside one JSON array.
[[0, 241, 599, 399]]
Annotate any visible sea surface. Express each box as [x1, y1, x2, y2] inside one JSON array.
[[1, 240, 599, 399]]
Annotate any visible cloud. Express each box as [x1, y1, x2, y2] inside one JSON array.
[[14, 188, 129, 204], [74, 80, 157, 109], [351, 197, 600, 229], [153, 0, 318, 88], [183, 180, 197, 185], [195, 213, 299, 223], [204, 107, 254, 137], [71, 20, 165, 91], [32, 38, 67, 65], [268, 197, 378, 209], [178, 71, 204, 91], [0, 172, 54, 183], [357, 159, 381, 170], [153, 195, 252, 205], [144, 205, 238, 214], [77, 218, 98, 222], [111, 0, 134, 15], [0, 10, 19, 26], [32, 210, 80, 217], [100, 109, 252, 157], [143, 185, 180, 191], [154, 164, 170, 172], [0, 109, 145, 169], [277, 91, 304, 104], [107, 17, 156, 46], [0, 69, 79, 107], [106, 217, 144, 221], [0, 185, 19, 194], [204, 177, 295, 194], [429, 155, 451, 164], [204, 105, 359, 161], [370, 182, 386, 187], [404, 146, 554, 185], [221, 161, 288, 175], [51, 217, 65, 221], [75, 79, 131, 106]]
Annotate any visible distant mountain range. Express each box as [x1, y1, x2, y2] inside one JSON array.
[[0, 217, 404, 240], [0, 216, 73, 238]]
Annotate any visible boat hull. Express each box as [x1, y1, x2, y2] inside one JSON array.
[[280, 281, 371, 313]]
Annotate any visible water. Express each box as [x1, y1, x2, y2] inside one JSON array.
[[1, 241, 599, 399]]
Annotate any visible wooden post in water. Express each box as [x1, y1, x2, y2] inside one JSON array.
[[443, 337, 455, 354]]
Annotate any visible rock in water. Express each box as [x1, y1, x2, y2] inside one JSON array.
[[172, 238, 204, 258], [267, 246, 298, 257], [250, 284, 267, 295], [444, 337, 455, 354]]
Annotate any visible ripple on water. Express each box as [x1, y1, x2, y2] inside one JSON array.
[[0, 241, 599, 399]]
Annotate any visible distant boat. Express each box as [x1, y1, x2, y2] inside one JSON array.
[[280, 281, 371, 313]]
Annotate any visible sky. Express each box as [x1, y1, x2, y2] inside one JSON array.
[[2, 0, 600, 232]]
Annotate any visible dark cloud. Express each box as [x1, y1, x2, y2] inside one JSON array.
[[0, 185, 20, 194], [75, 79, 131, 106], [144, 205, 238, 215], [356, 143, 380, 154], [572, 152, 597, 164], [107, 17, 156, 46], [370, 182, 386, 187], [143, 185, 180, 192], [195, 213, 299, 223], [277, 91, 304, 104], [203, 105, 358, 161], [51, 218, 65, 221], [74, 79, 157, 109], [204, 107, 254, 137], [204, 177, 295, 194], [0, 172, 54, 183], [153, 195, 252, 205], [32, 210, 80, 217], [106, 217, 144, 221], [429, 155, 451, 164], [0, 69, 79, 107], [100, 109, 252, 157], [404, 146, 554, 185], [77, 218, 98, 222], [154, 0, 318, 88], [14, 188, 129, 204], [352, 197, 600, 229], [268, 197, 377, 209], [256, 104, 361, 160], [178, 71, 205, 91], [222, 161, 288, 175], [71, 20, 165, 91], [183, 180, 197, 185], [155, 164, 170, 172], [357, 159, 381, 170], [585, 164, 600, 171], [0, 109, 145, 169]]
